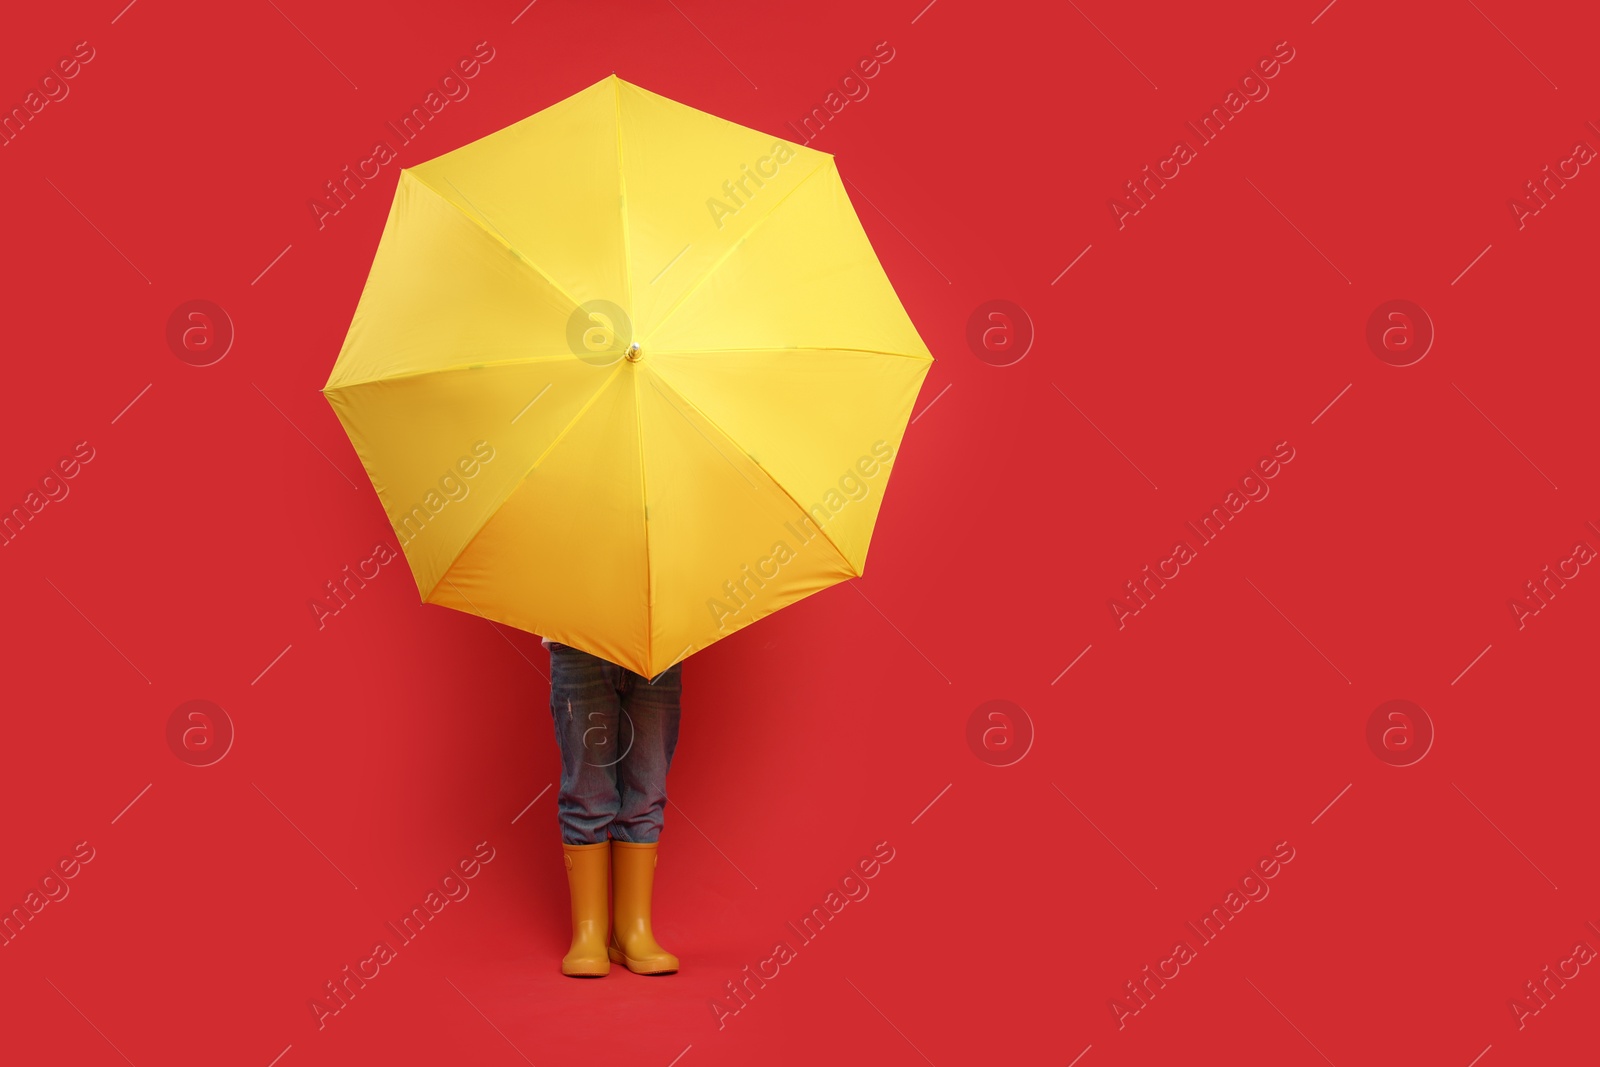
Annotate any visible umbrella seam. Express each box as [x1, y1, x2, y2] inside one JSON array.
[[639, 156, 837, 345], [631, 368, 655, 674], [615, 77, 637, 337], [405, 168, 588, 321], [322, 347, 930, 397], [420, 360, 630, 606], [323, 353, 588, 394], [615, 85, 655, 668], [643, 362, 861, 579], [326, 170, 588, 393]]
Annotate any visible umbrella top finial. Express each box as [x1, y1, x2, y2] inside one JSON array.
[[626, 342, 643, 363]]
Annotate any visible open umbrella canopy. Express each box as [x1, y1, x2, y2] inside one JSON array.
[[324, 74, 933, 677]]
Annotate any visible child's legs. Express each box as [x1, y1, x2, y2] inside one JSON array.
[[549, 644, 626, 844], [610, 663, 682, 844]]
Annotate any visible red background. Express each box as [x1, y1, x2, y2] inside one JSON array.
[[3, 1, 1597, 1064]]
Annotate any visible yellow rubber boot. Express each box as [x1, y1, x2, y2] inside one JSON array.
[[608, 840, 679, 975], [561, 841, 611, 977]]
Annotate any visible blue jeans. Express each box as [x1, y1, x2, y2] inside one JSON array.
[[548, 643, 682, 845]]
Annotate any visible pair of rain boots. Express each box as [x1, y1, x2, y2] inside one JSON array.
[[560, 839, 678, 977]]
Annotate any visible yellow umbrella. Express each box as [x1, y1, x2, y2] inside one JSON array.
[[324, 75, 933, 677]]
